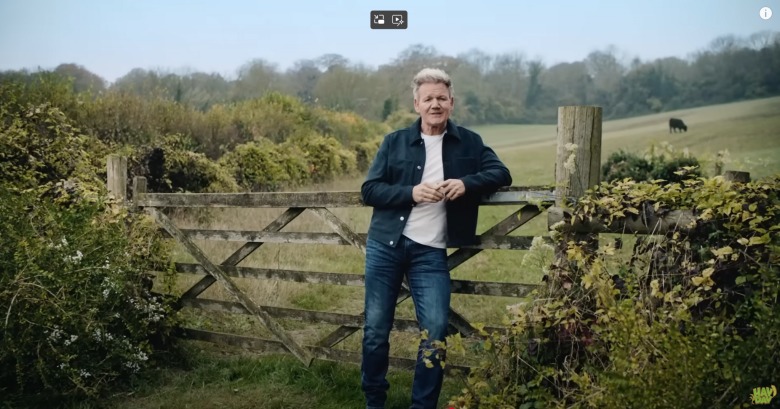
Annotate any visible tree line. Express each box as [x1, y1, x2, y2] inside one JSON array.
[[3, 30, 778, 126]]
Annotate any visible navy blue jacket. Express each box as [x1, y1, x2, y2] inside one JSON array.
[[361, 118, 512, 248]]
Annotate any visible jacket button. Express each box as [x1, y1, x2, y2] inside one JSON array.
[[400, 216, 405, 221], [389, 240, 394, 245], [417, 165, 421, 170]]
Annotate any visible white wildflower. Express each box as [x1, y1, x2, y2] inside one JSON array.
[[63, 334, 78, 346], [48, 326, 64, 342], [124, 361, 141, 373], [64, 250, 84, 263], [529, 236, 554, 252]]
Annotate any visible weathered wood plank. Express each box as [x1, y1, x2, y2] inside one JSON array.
[[481, 189, 556, 206], [315, 326, 363, 348], [176, 208, 305, 305], [140, 191, 365, 208], [183, 297, 507, 336], [148, 208, 313, 366], [176, 263, 367, 286], [132, 176, 147, 211], [135, 189, 557, 208], [547, 206, 698, 235], [182, 298, 421, 332], [450, 279, 537, 298], [175, 229, 538, 250], [173, 263, 539, 297], [176, 327, 472, 374], [107, 155, 127, 203]]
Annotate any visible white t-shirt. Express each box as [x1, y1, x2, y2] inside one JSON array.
[[402, 132, 448, 248]]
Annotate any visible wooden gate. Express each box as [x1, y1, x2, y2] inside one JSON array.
[[109, 106, 604, 371]]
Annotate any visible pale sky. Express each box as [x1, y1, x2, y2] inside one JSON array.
[[0, 0, 777, 83]]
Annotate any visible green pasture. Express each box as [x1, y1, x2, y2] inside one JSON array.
[[472, 95, 780, 185], [112, 97, 779, 409]]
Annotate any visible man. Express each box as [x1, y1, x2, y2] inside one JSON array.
[[360, 68, 512, 409]]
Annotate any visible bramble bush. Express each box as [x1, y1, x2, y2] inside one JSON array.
[[0, 93, 177, 404], [445, 173, 780, 409]]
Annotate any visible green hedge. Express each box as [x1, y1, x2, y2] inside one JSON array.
[[445, 175, 780, 409]]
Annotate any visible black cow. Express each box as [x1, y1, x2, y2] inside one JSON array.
[[669, 118, 687, 133]]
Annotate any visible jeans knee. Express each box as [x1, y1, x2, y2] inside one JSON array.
[[419, 321, 448, 342], [363, 320, 392, 348]]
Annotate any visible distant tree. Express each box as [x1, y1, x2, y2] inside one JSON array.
[[541, 62, 592, 106], [524, 60, 545, 110], [585, 47, 627, 109], [53, 63, 106, 93], [231, 59, 282, 100], [287, 59, 322, 103], [381, 97, 397, 120]]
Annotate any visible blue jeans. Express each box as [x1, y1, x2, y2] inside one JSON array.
[[362, 236, 451, 409]]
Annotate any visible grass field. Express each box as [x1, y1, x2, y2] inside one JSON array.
[[104, 96, 780, 409]]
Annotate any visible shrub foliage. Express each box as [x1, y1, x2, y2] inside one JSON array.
[[602, 142, 703, 183], [0, 88, 176, 403], [447, 175, 780, 409]]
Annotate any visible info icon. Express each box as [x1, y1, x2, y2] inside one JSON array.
[[760, 6, 772, 20], [371, 10, 407, 29]]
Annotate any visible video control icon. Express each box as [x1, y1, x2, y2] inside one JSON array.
[[371, 10, 407, 29]]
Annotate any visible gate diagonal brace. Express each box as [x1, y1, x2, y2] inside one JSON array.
[[149, 207, 313, 366], [175, 208, 305, 309]]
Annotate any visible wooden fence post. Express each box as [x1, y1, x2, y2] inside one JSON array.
[[133, 176, 147, 211], [107, 155, 127, 204], [550, 106, 603, 263]]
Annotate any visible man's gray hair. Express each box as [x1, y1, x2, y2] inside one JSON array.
[[411, 68, 453, 98]]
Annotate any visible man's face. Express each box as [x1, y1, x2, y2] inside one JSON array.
[[414, 82, 454, 132]]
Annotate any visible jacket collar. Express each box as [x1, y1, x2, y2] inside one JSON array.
[[407, 117, 461, 145]]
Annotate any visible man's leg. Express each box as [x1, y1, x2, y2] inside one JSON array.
[[405, 239, 450, 409], [362, 238, 405, 409]]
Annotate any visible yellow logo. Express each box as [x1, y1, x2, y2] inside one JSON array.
[[751, 385, 777, 405]]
